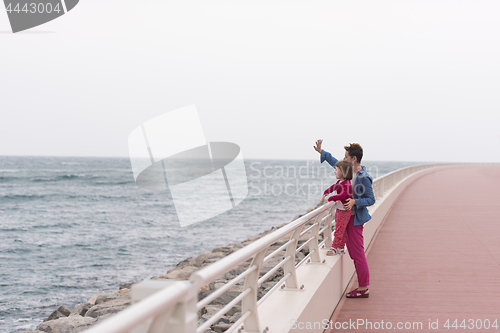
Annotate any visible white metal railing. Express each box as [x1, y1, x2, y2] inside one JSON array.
[[372, 163, 450, 200], [82, 163, 453, 333]]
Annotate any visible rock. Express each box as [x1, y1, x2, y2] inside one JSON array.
[[211, 246, 234, 254], [273, 239, 288, 246], [44, 306, 71, 322], [208, 281, 225, 290], [229, 312, 242, 323], [194, 252, 212, 266], [228, 265, 247, 277], [69, 303, 92, 317], [205, 292, 240, 306], [213, 283, 225, 290], [198, 289, 212, 301], [163, 269, 181, 279], [260, 257, 281, 275], [198, 307, 207, 317], [228, 285, 244, 293], [94, 313, 114, 324], [85, 298, 131, 318], [204, 305, 223, 315], [212, 323, 232, 333], [200, 252, 225, 264], [95, 293, 129, 305], [87, 293, 108, 306], [36, 315, 97, 333], [13, 331, 46, 333], [114, 288, 129, 294], [229, 243, 245, 250], [165, 267, 177, 274], [163, 265, 198, 280], [176, 257, 197, 269], [226, 305, 241, 317], [208, 252, 226, 259], [119, 282, 134, 290], [200, 305, 223, 322], [259, 282, 275, 294]]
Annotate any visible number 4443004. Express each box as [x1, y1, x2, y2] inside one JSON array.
[[6, 3, 62, 14], [444, 319, 498, 330]]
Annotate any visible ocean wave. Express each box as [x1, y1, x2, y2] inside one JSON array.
[[27, 174, 87, 182], [31, 222, 74, 230], [0, 194, 47, 200], [4, 248, 33, 254], [0, 228, 26, 232], [94, 194, 130, 199], [15, 317, 34, 322], [57, 174, 86, 180], [0, 176, 17, 182], [93, 181, 133, 186], [31, 178, 54, 182]]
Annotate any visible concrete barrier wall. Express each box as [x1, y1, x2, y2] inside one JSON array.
[[257, 167, 444, 333]]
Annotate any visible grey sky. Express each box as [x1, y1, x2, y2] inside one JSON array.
[[1, 0, 499, 162]]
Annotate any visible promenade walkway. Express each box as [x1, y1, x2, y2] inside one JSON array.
[[327, 165, 500, 332]]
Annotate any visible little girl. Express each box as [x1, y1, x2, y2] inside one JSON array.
[[322, 160, 353, 255]]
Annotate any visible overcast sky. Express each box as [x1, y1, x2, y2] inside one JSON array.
[[1, 0, 499, 163]]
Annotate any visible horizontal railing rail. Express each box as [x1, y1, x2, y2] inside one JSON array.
[[82, 163, 456, 333]]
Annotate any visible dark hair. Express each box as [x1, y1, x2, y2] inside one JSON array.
[[335, 160, 353, 180], [344, 143, 363, 163]]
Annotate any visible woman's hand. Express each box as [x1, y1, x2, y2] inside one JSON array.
[[321, 194, 327, 202], [313, 139, 323, 153], [344, 198, 356, 210]]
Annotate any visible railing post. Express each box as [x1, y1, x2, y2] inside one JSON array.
[[308, 210, 328, 263], [242, 248, 267, 333], [130, 280, 197, 333], [323, 208, 335, 251], [282, 225, 304, 289]]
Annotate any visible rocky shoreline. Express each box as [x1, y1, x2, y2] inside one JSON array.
[[15, 202, 325, 333]]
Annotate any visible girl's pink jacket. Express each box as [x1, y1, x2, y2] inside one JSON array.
[[324, 180, 353, 205]]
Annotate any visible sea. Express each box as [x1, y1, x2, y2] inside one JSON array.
[[0, 156, 423, 333]]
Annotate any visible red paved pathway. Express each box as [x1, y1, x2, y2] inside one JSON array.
[[326, 165, 500, 333]]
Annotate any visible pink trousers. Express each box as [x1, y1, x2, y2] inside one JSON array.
[[345, 215, 370, 287], [331, 209, 351, 249]]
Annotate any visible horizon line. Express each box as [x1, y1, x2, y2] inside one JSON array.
[[0, 154, 490, 164]]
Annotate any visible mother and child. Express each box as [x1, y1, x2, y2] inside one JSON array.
[[313, 140, 375, 298]]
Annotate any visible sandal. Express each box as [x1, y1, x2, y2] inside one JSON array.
[[326, 248, 345, 256], [346, 288, 369, 298], [326, 248, 338, 256]]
